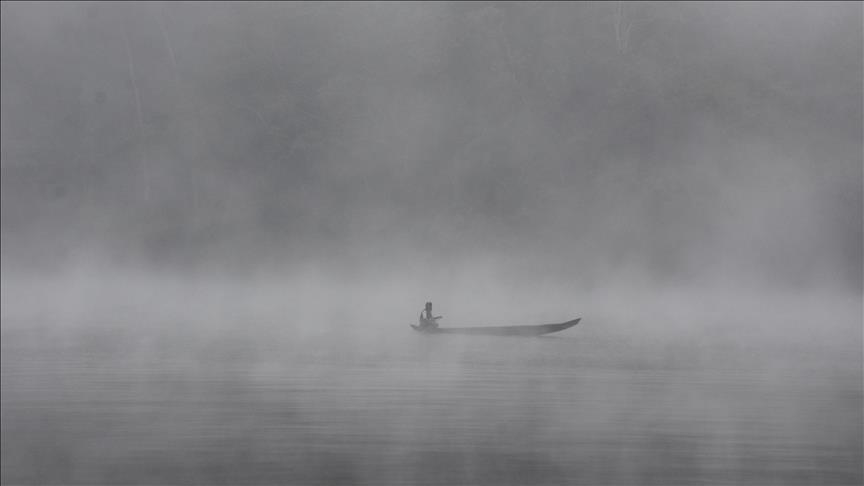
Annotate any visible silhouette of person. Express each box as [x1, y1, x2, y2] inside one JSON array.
[[419, 301, 442, 329]]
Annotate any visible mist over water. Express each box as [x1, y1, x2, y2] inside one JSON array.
[[2, 2, 862, 485]]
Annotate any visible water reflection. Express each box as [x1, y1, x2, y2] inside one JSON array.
[[2, 320, 861, 485]]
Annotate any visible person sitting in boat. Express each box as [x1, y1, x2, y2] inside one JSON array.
[[418, 301, 442, 330]]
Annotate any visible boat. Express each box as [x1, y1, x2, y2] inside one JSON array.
[[410, 318, 581, 336]]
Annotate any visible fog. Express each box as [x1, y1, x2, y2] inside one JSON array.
[[2, 2, 862, 485]]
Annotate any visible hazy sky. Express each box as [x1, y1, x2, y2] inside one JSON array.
[[1, 1, 861, 291]]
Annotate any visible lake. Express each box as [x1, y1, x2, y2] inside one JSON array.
[[2, 292, 861, 485]]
